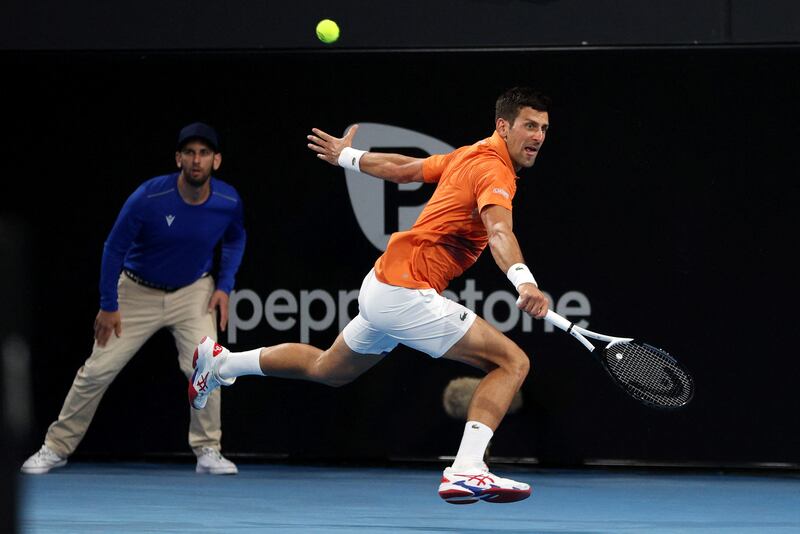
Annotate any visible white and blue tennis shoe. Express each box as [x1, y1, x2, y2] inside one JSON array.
[[438, 463, 531, 504], [189, 337, 235, 410]]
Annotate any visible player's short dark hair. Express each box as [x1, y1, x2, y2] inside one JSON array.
[[495, 87, 551, 124]]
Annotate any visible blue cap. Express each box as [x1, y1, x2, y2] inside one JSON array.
[[177, 122, 220, 151]]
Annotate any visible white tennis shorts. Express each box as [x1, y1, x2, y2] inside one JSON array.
[[343, 268, 477, 358]]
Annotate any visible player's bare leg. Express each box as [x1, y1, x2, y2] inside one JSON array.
[[256, 333, 384, 387], [443, 316, 530, 430], [190, 333, 384, 410], [437, 316, 532, 504]]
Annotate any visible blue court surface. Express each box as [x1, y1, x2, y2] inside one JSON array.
[[18, 462, 800, 533]]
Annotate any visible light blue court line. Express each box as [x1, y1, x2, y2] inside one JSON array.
[[18, 463, 800, 533]]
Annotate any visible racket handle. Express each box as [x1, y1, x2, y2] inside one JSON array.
[[545, 310, 597, 352], [544, 310, 572, 332], [514, 297, 571, 331], [516, 298, 596, 351]]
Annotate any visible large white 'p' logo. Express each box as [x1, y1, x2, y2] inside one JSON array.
[[344, 123, 454, 251]]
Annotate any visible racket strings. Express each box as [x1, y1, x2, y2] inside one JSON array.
[[604, 342, 693, 407]]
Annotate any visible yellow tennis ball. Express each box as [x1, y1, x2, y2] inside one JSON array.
[[316, 19, 340, 44]]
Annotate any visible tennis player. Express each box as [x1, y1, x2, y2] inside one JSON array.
[[190, 87, 550, 504]]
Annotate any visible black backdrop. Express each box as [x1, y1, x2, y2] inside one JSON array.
[[4, 45, 799, 467], [3, 0, 800, 49]]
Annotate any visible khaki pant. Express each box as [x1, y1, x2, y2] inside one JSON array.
[[44, 273, 223, 458]]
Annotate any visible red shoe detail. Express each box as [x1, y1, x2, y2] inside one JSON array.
[[452, 473, 495, 485], [213, 343, 223, 357], [196, 372, 209, 392], [188, 373, 198, 405], [192, 348, 199, 368]]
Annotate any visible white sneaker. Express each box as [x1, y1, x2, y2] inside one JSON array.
[[189, 337, 235, 410], [438, 463, 531, 504], [21, 444, 67, 475], [196, 447, 238, 475]]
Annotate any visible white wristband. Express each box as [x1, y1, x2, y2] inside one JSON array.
[[338, 147, 366, 172], [507, 263, 537, 290]]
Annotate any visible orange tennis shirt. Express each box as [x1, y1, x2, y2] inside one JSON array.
[[374, 131, 518, 293]]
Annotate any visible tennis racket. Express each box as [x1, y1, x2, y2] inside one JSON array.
[[544, 310, 694, 409]]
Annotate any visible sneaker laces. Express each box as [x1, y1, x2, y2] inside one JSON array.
[[33, 445, 61, 463], [199, 447, 225, 461]]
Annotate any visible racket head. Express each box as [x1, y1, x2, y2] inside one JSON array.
[[600, 341, 694, 409]]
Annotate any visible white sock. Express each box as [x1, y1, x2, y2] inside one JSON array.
[[217, 348, 265, 379], [451, 420, 493, 470]]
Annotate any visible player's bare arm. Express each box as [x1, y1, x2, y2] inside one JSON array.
[[307, 125, 425, 183], [480, 204, 548, 319]]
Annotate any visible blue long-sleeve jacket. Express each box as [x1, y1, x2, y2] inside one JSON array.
[[99, 173, 246, 311]]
